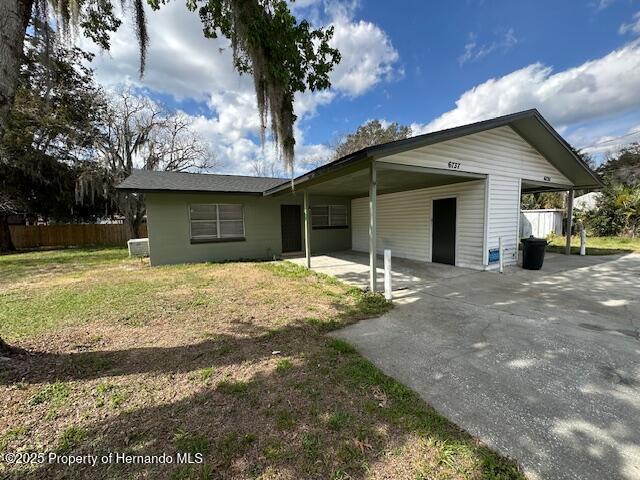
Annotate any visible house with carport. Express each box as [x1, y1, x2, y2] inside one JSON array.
[[117, 109, 602, 291]]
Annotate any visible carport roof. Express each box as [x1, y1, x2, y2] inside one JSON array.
[[265, 109, 602, 195]]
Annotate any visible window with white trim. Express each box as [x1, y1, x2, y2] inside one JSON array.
[[311, 205, 348, 228], [189, 204, 245, 242]]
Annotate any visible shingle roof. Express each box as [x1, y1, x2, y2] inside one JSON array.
[[116, 170, 289, 195]]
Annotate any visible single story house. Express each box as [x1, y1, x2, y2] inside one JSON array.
[[117, 109, 601, 291]]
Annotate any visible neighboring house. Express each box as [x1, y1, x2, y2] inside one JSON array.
[[117, 109, 601, 290], [574, 191, 602, 210], [520, 209, 564, 238]]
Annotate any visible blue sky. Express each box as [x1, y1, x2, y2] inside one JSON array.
[[84, 0, 640, 174]]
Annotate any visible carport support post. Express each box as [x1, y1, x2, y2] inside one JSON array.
[[369, 161, 378, 292], [304, 190, 311, 268], [565, 189, 574, 255]]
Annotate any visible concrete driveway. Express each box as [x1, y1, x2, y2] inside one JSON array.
[[299, 251, 640, 480]]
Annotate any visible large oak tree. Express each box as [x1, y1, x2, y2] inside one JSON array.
[[0, 0, 340, 171]]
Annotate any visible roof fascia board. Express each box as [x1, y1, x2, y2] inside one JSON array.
[[116, 188, 264, 196], [528, 112, 603, 188], [376, 161, 487, 179], [264, 155, 371, 196]]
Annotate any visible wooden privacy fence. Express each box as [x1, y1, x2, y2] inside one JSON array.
[[9, 224, 148, 249]]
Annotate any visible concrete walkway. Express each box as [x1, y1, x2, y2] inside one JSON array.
[[296, 251, 640, 480]]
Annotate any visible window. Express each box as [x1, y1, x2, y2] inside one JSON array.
[[189, 204, 245, 242], [311, 205, 348, 229]]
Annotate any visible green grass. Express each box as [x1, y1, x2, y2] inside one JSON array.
[[174, 429, 210, 455], [217, 432, 256, 467], [0, 247, 128, 283], [198, 367, 215, 383], [1, 277, 167, 339], [327, 411, 351, 431], [30, 381, 70, 406], [275, 409, 296, 430], [216, 379, 252, 396], [275, 358, 293, 372], [0, 426, 29, 453], [56, 426, 87, 454], [546, 235, 640, 255], [326, 340, 523, 478]]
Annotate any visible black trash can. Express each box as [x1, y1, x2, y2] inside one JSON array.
[[521, 236, 547, 270]]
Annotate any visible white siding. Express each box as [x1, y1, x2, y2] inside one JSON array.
[[380, 126, 571, 186], [485, 175, 521, 269], [351, 180, 486, 269]]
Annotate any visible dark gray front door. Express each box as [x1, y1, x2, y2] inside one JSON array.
[[432, 198, 456, 265], [281, 205, 302, 253]]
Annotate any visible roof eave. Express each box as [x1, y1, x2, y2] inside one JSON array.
[[527, 111, 604, 189], [115, 187, 264, 196]]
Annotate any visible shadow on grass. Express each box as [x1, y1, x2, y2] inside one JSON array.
[[1, 291, 392, 386], [546, 245, 634, 256], [5, 331, 523, 480]]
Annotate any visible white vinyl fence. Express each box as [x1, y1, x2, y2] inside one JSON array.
[[520, 209, 564, 239]]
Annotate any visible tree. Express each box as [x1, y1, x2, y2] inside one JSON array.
[[79, 88, 216, 238], [597, 143, 640, 186], [521, 192, 565, 210], [579, 145, 640, 237], [1, 27, 107, 252], [251, 156, 284, 178], [0, 0, 340, 172], [0, 29, 109, 356], [333, 120, 412, 160], [0, 0, 122, 135]]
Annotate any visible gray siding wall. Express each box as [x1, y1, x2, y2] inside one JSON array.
[[145, 192, 351, 265]]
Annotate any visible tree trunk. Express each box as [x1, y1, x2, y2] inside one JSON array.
[[0, 0, 34, 358], [0, 0, 33, 135], [0, 214, 16, 252], [127, 217, 141, 239]]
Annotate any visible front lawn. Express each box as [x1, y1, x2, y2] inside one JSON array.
[[545, 235, 640, 255], [0, 248, 523, 479]]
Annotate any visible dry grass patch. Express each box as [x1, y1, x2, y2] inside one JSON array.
[[0, 248, 522, 479]]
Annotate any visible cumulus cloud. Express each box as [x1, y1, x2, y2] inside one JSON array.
[[81, 0, 399, 176], [328, 14, 400, 95], [413, 39, 640, 138]]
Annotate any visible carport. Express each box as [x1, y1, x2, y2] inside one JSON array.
[[266, 109, 602, 293], [269, 160, 484, 292]]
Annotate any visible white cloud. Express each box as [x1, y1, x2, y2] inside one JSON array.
[[414, 39, 640, 138], [328, 13, 400, 96], [82, 0, 399, 175], [575, 124, 640, 155], [619, 12, 640, 36], [595, 0, 616, 10], [458, 28, 519, 66]]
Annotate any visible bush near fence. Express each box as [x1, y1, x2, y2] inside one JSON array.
[[8, 224, 148, 249]]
